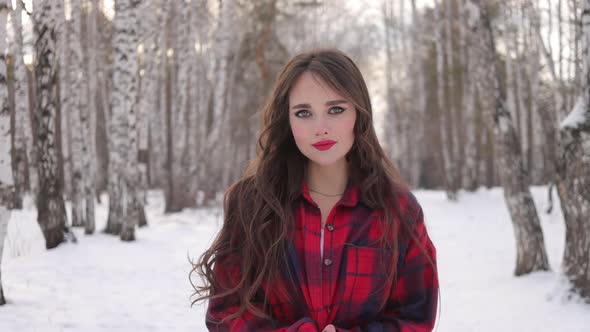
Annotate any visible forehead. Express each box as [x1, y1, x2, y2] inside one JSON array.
[[288, 72, 346, 104]]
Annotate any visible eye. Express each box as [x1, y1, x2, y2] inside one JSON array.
[[329, 106, 345, 114], [295, 110, 312, 118]]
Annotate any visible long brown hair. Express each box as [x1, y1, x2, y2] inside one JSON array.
[[190, 48, 415, 323]]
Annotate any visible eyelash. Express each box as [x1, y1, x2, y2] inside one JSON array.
[[295, 106, 346, 118]]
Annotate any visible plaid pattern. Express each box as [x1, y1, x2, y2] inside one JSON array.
[[206, 180, 438, 331]]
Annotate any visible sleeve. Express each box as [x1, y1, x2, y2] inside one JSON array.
[[335, 205, 439, 332], [206, 256, 320, 332]]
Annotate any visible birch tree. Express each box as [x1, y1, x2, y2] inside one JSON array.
[[165, 0, 197, 212], [466, 0, 550, 275], [33, 0, 70, 249], [150, 0, 171, 190], [85, 0, 100, 228], [199, 0, 235, 204], [434, 0, 459, 199], [137, 0, 161, 204], [10, 0, 37, 207], [68, 0, 95, 233], [0, 0, 14, 305], [106, 0, 145, 241], [407, 0, 425, 188], [459, 0, 479, 190], [555, 0, 590, 299]]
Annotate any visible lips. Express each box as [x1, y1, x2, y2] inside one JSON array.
[[312, 140, 337, 151]]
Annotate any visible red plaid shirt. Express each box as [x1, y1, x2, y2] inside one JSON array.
[[206, 180, 439, 331]]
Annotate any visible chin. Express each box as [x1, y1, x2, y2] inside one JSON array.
[[307, 154, 347, 167]]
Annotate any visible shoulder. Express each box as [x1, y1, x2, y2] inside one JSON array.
[[392, 190, 423, 224]]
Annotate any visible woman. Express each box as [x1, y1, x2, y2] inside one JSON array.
[[191, 49, 439, 332]]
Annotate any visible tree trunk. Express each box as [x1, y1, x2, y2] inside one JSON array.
[[408, 0, 424, 188], [468, 0, 550, 275], [33, 0, 70, 249], [435, 0, 458, 200], [106, 0, 145, 240], [555, 0, 590, 300], [10, 0, 36, 207], [0, 0, 14, 305], [459, 0, 478, 191], [69, 0, 95, 230], [165, 0, 197, 212]]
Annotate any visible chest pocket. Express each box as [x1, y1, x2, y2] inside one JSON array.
[[337, 245, 394, 325]]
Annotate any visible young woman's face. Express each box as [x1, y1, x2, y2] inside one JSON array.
[[288, 72, 357, 167]]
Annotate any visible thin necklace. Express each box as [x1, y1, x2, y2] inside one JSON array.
[[308, 188, 344, 197]]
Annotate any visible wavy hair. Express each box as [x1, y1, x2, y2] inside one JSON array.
[[190, 48, 417, 324]]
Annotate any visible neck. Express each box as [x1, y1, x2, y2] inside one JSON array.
[[306, 159, 349, 196]]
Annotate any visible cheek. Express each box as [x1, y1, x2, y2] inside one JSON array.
[[343, 114, 356, 138], [289, 120, 307, 142]]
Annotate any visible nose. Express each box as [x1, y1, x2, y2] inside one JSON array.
[[315, 130, 328, 137], [315, 118, 329, 137]]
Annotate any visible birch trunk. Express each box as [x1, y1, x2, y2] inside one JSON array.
[[165, 0, 197, 212], [187, 0, 207, 199], [10, 0, 36, 207], [136, 1, 159, 211], [382, 1, 402, 172], [460, 0, 478, 190], [0, 0, 14, 305], [206, 0, 234, 148], [69, 0, 95, 231], [107, 0, 145, 240], [408, 0, 424, 188], [435, 0, 458, 200], [57, 5, 72, 200], [200, 0, 235, 202], [467, 0, 550, 275], [83, 0, 100, 234], [555, 0, 590, 299], [33, 0, 69, 249], [151, 0, 171, 190]]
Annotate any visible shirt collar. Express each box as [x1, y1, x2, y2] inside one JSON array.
[[300, 177, 360, 207]]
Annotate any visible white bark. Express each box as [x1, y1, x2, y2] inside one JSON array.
[[0, 0, 13, 304], [435, 0, 458, 200], [33, 0, 69, 249], [56, 2, 72, 200], [193, 0, 212, 205], [460, 0, 478, 191], [382, 1, 402, 170], [165, 0, 197, 212], [186, 0, 207, 198], [84, 0, 99, 234], [467, 0, 550, 275], [556, 0, 590, 300], [107, 0, 144, 240], [151, 0, 171, 190], [10, 0, 37, 205], [69, 0, 94, 232], [137, 0, 160, 206], [206, 0, 235, 148], [0, 206, 10, 305], [408, 0, 424, 188]]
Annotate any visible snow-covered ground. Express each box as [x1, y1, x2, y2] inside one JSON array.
[[1, 186, 589, 332]]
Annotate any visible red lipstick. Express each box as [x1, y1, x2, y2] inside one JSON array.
[[312, 140, 337, 151]]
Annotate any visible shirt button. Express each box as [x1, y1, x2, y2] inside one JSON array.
[[323, 258, 332, 267], [326, 224, 334, 231]]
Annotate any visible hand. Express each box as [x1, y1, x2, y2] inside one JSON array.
[[322, 324, 336, 332]]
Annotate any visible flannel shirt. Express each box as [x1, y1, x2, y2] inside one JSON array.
[[206, 179, 439, 331]]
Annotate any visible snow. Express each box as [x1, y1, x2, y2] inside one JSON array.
[[561, 96, 588, 130], [1, 186, 590, 332]]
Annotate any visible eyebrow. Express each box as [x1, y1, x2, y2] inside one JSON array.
[[291, 99, 348, 110]]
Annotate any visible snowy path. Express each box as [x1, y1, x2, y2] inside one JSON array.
[[1, 187, 589, 332]]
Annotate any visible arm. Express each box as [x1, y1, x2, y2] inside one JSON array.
[[206, 257, 320, 332], [336, 207, 439, 332]]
